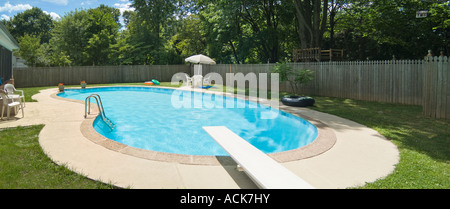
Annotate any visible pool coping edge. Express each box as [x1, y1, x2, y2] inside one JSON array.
[[52, 86, 337, 166]]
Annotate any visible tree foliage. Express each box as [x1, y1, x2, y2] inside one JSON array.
[[3, 7, 54, 44], [122, 0, 180, 65], [4, 1, 450, 66], [333, 0, 449, 60], [271, 62, 314, 95], [16, 34, 42, 67]]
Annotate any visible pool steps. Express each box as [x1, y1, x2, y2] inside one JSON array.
[[84, 94, 116, 131]]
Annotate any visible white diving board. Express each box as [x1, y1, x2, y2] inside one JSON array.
[[203, 126, 315, 189]]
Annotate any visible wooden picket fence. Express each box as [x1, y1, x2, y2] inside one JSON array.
[[12, 58, 449, 119], [13, 65, 190, 88], [422, 56, 449, 119], [199, 58, 449, 119], [201, 60, 426, 105]]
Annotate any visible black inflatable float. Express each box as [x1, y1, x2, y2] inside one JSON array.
[[281, 96, 315, 107]]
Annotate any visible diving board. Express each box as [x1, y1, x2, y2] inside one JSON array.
[[203, 126, 315, 189]]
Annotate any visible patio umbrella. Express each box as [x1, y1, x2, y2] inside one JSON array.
[[185, 54, 216, 65]]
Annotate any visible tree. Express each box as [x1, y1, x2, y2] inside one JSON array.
[[127, 0, 179, 64], [84, 5, 121, 65], [5, 7, 54, 44], [51, 9, 88, 65], [8, 1, 447, 66], [292, 0, 328, 49], [171, 15, 206, 58], [16, 34, 43, 67], [326, 0, 349, 49], [16, 34, 59, 67], [196, 1, 243, 63], [271, 62, 314, 95], [51, 5, 121, 66], [333, 0, 449, 60], [238, 0, 287, 63], [429, 2, 450, 55], [195, 0, 293, 63], [50, 51, 72, 67]]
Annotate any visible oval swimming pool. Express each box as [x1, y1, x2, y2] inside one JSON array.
[[58, 87, 318, 156]]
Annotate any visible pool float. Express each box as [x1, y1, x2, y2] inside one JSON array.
[[151, 79, 160, 85], [200, 85, 213, 89], [281, 96, 315, 107], [145, 81, 154, 85]]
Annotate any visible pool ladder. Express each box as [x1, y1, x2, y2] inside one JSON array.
[[85, 94, 116, 131]]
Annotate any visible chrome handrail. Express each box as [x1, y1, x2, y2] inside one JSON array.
[[85, 94, 116, 131]]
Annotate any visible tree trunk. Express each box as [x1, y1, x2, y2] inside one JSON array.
[[329, 9, 336, 48], [313, 0, 321, 47], [320, 0, 328, 47], [293, 0, 314, 48], [293, 0, 326, 49], [328, 0, 337, 49], [229, 40, 240, 64]]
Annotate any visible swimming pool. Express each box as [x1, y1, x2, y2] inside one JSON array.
[[58, 87, 318, 156]]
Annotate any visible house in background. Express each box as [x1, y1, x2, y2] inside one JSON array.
[[14, 57, 28, 68], [0, 22, 20, 85]]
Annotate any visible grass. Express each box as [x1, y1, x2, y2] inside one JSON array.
[[0, 125, 118, 189], [1, 83, 449, 189], [22, 86, 51, 102], [310, 97, 449, 189]]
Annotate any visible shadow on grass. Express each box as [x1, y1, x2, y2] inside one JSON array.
[[309, 96, 450, 163]]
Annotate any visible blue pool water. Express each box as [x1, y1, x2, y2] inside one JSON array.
[[58, 87, 318, 156]]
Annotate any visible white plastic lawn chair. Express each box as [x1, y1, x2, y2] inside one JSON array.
[[185, 74, 193, 87], [203, 75, 211, 85], [0, 90, 24, 120], [4, 84, 25, 107], [192, 75, 203, 88]]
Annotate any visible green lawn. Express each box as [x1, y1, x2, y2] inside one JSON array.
[[310, 97, 449, 189], [0, 125, 118, 189], [1, 83, 448, 189]]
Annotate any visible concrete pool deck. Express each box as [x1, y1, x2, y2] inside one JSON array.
[[0, 87, 400, 189]]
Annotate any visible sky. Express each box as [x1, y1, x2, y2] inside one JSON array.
[[0, 0, 135, 25]]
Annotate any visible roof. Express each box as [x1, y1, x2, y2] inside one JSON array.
[[0, 22, 19, 51]]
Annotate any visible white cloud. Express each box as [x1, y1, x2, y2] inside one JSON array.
[[42, 0, 69, 6], [114, 2, 135, 15], [81, 1, 97, 6], [1, 14, 11, 20], [0, 2, 32, 13], [43, 11, 61, 20], [114, 2, 135, 29]]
